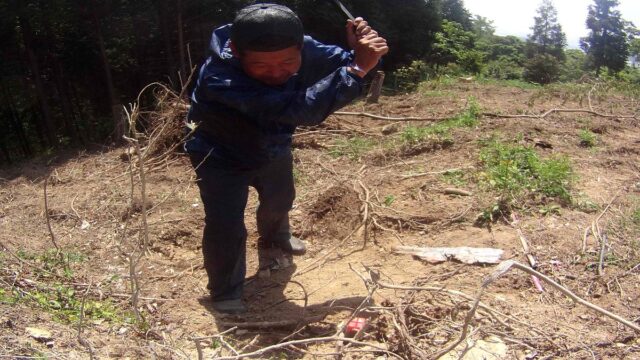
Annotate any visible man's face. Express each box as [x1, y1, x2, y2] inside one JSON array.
[[235, 45, 302, 86]]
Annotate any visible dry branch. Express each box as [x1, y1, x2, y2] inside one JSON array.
[[43, 176, 61, 256], [212, 336, 401, 360], [333, 111, 447, 122], [333, 108, 637, 122], [219, 315, 325, 329], [485, 261, 640, 333], [76, 282, 95, 360], [443, 188, 472, 196], [482, 108, 637, 119]]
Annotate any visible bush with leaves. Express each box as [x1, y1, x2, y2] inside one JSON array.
[[391, 60, 435, 91], [486, 56, 524, 80], [524, 54, 561, 84], [430, 20, 485, 74]]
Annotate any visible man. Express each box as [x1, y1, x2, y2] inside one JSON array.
[[185, 3, 388, 314]]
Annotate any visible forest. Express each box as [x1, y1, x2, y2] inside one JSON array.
[[0, 0, 638, 162]]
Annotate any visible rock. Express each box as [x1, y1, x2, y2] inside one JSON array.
[[442, 336, 508, 359], [381, 124, 399, 135], [26, 327, 54, 347]]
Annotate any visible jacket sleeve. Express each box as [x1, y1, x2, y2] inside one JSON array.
[[197, 65, 364, 127], [301, 37, 354, 78]]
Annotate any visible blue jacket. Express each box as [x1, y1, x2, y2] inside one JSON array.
[[187, 24, 364, 169]]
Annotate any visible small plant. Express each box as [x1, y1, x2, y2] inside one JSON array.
[[632, 207, 640, 226], [539, 204, 561, 216], [383, 195, 395, 207], [399, 97, 480, 146], [479, 140, 574, 205], [329, 137, 375, 160], [476, 199, 511, 225], [579, 129, 598, 147], [17, 249, 86, 278], [6, 284, 124, 324], [441, 169, 467, 186], [573, 196, 600, 213]]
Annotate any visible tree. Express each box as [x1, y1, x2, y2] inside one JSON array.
[[630, 38, 640, 68], [472, 15, 495, 42], [441, 0, 472, 31], [431, 20, 484, 73], [527, 0, 566, 61], [580, 0, 630, 75], [560, 49, 588, 81]]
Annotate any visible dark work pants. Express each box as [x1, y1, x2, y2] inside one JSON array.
[[188, 150, 295, 301]]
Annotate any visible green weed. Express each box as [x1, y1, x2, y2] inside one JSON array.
[[633, 207, 640, 226], [2, 284, 125, 324], [479, 140, 574, 204], [17, 249, 86, 278], [383, 195, 396, 207], [441, 169, 467, 186], [399, 97, 480, 146], [539, 204, 561, 216], [579, 129, 598, 147], [476, 199, 511, 224], [329, 137, 375, 160], [572, 195, 600, 214]]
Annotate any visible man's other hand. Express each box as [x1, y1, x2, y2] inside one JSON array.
[[346, 18, 388, 75]]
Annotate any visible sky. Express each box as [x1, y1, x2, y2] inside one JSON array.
[[464, 0, 640, 48]]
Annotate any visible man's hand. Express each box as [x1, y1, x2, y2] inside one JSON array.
[[346, 18, 388, 76]]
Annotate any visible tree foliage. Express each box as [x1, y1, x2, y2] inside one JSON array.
[[580, 0, 631, 74], [527, 0, 566, 61], [524, 54, 561, 84], [441, 0, 473, 31], [431, 20, 484, 73]]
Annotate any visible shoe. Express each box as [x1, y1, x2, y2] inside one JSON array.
[[212, 299, 247, 314], [276, 236, 306, 255]]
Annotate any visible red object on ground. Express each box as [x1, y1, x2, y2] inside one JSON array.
[[345, 317, 367, 337]]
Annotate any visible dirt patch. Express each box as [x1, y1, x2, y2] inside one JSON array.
[[303, 185, 361, 240]]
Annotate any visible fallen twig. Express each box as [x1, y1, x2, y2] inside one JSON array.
[[597, 232, 608, 276], [219, 315, 326, 329], [43, 176, 62, 256], [483, 108, 637, 119], [333, 111, 447, 122], [510, 213, 544, 292], [443, 188, 472, 196], [76, 282, 95, 360], [484, 261, 640, 333], [213, 336, 401, 360], [333, 108, 638, 122], [400, 167, 468, 179], [357, 180, 371, 249]]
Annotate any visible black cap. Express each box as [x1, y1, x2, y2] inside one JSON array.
[[231, 3, 304, 52]]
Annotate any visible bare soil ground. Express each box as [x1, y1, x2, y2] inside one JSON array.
[[1, 80, 639, 359]]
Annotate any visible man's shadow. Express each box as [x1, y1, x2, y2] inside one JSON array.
[[197, 246, 367, 356]]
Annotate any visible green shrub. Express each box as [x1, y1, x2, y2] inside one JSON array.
[[485, 56, 524, 80], [523, 54, 561, 84], [479, 140, 573, 203], [399, 97, 480, 145], [579, 129, 597, 147], [391, 60, 435, 91]]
